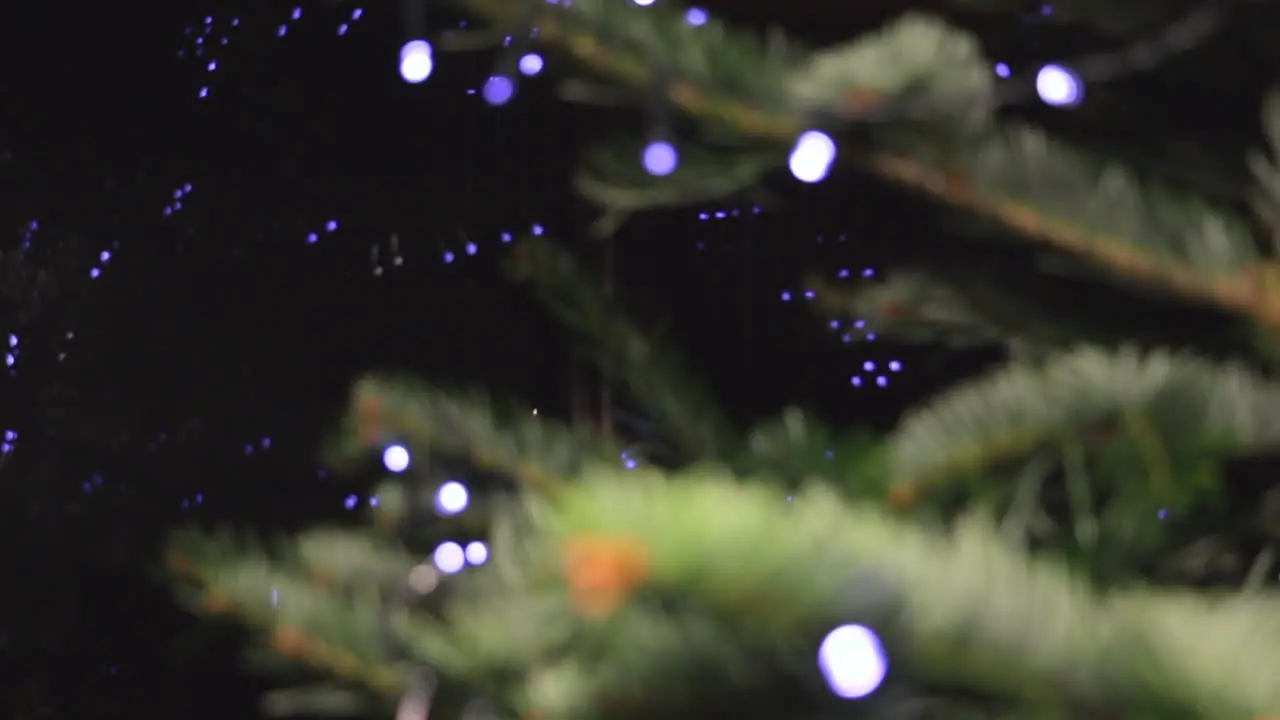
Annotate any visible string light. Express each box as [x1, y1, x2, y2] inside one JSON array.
[[434, 480, 469, 516], [383, 444, 412, 472], [399, 39, 434, 83], [464, 541, 489, 565], [482, 74, 516, 106], [432, 541, 466, 574], [517, 53, 544, 77], [789, 130, 836, 183], [642, 140, 679, 177], [1035, 64, 1083, 107], [818, 624, 887, 699], [398, 0, 431, 83]]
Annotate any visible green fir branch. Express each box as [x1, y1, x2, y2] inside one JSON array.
[[167, 529, 418, 699], [327, 376, 615, 495], [741, 407, 890, 498], [810, 270, 1018, 349], [885, 345, 1280, 507], [869, 126, 1280, 328], [450, 0, 1280, 338], [809, 266, 1272, 361], [506, 236, 737, 462], [508, 468, 1280, 716]]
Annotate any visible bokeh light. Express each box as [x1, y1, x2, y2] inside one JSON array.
[[789, 130, 836, 183], [818, 624, 888, 699], [398, 39, 433, 84], [434, 480, 469, 516], [382, 444, 410, 473], [1035, 64, 1083, 107]]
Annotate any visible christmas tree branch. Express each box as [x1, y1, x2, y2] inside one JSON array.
[[327, 377, 616, 495], [170, 464, 1280, 717], [809, 271, 1022, 349], [506, 237, 737, 462], [449, 0, 1280, 338], [740, 407, 891, 498], [532, 468, 1280, 716], [167, 530, 413, 699], [807, 265, 1271, 360], [884, 345, 1280, 510]]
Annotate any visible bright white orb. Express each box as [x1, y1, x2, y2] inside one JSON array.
[[432, 541, 465, 574], [818, 624, 888, 699], [464, 540, 489, 565], [1035, 64, 1082, 107], [382, 444, 410, 473], [434, 480, 469, 516], [399, 39, 434, 84], [789, 130, 836, 183]]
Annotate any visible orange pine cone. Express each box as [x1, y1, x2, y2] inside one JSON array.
[[200, 588, 235, 614], [354, 394, 385, 444], [887, 482, 921, 510], [841, 87, 885, 116], [165, 550, 193, 576], [562, 534, 650, 619], [374, 510, 400, 530], [270, 625, 312, 658]]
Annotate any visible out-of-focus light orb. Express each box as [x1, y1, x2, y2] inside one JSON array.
[[789, 130, 836, 183], [1035, 64, 1083, 107], [518, 53, 544, 77], [433, 541, 465, 574], [382, 444, 410, 473], [464, 541, 489, 565], [435, 480, 469, 516], [483, 75, 515, 106], [399, 39, 433, 84], [818, 624, 888, 699], [684, 6, 708, 24], [642, 140, 678, 176]]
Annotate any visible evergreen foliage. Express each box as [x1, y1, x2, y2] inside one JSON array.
[[169, 1, 1280, 718]]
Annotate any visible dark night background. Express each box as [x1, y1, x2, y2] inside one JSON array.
[[1, 0, 1270, 717]]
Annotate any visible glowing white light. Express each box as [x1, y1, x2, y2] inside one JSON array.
[[518, 53, 544, 77], [382, 444, 410, 473], [432, 542, 465, 574], [789, 130, 836, 183], [464, 541, 489, 565], [818, 624, 888, 699], [399, 40, 434, 84], [435, 480, 469, 515], [1035, 64, 1082, 107]]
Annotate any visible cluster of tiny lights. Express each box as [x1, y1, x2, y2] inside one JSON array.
[[375, 444, 486, 575], [818, 624, 888, 699], [180, 8, 367, 99]]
